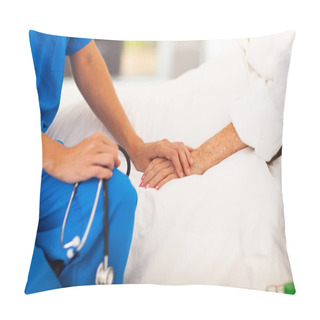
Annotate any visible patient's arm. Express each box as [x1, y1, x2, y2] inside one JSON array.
[[188, 122, 247, 175], [140, 122, 247, 189]]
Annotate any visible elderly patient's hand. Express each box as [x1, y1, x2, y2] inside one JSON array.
[[140, 158, 178, 190], [140, 148, 206, 190]]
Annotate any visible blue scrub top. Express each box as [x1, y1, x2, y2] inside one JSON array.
[[29, 30, 91, 132]]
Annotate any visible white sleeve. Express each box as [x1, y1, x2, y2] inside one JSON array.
[[230, 78, 283, 162], [230, 31, 295, 162]]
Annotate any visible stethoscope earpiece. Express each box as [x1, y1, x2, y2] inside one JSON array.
[[67, 248, 75, 259], [72, 236, 80, 247], [65, 236, 80, 259]]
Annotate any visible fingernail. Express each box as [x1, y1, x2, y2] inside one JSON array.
[[141, 174, 145, 180], [145, 184, 150, 189], [155, 185, 160, 190], [139, 182, 144, 187]]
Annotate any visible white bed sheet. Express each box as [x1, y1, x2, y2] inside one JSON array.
[[125, 149, 291, 291]]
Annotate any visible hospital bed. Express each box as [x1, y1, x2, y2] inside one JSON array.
[[47, 32, 294, 292]]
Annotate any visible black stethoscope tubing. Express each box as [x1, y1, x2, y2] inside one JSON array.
[[102, 144, 131, 273]]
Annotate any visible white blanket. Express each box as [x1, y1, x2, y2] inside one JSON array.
[[47, 31, 294, 291], [126, 150, 290, 291]]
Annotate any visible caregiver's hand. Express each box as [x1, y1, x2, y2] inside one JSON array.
[[129, 140, 193, 178], [42, 132, 120, 184]]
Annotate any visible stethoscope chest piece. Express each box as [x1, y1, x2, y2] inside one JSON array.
[[96, 256, 114, 285]]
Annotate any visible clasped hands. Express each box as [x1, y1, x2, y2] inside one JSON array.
[[137, 140, 207, 190], [44, 131, 206, 189]]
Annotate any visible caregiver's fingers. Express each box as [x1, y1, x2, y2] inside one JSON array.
[[89, 145, 120, 168], [165, 141, 192, 176], [84, 133, 120, 165], [151, 139, 190, 178], [154, 141, 183, 178], [91, 153, 120, 170], [88, 165, 114, 180], [175, 142, 193, 166], [91, 131, 118, 149]]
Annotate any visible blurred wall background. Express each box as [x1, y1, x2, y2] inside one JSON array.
[[64, 39, 234, 81]]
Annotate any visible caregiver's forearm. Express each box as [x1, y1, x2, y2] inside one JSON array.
[[190, 123, 247, 174], [69, 40, 143, 155]]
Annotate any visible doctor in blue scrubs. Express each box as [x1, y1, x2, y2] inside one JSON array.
[[25, 30, 193, 293]]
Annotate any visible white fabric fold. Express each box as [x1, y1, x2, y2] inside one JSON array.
[[230, 31, 295, 161], [230, 79, 283, 161]]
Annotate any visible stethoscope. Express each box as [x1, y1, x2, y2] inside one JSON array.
[[60, 145, 131, 285]]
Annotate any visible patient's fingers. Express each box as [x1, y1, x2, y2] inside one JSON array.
[[140, 159, 170, 187], [142, 158, 165, 181], [142, 162, 175, 188], [155, 173, 177, 190]]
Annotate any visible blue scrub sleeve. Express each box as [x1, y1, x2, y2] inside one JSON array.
[[66, 37, 92, 55]]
